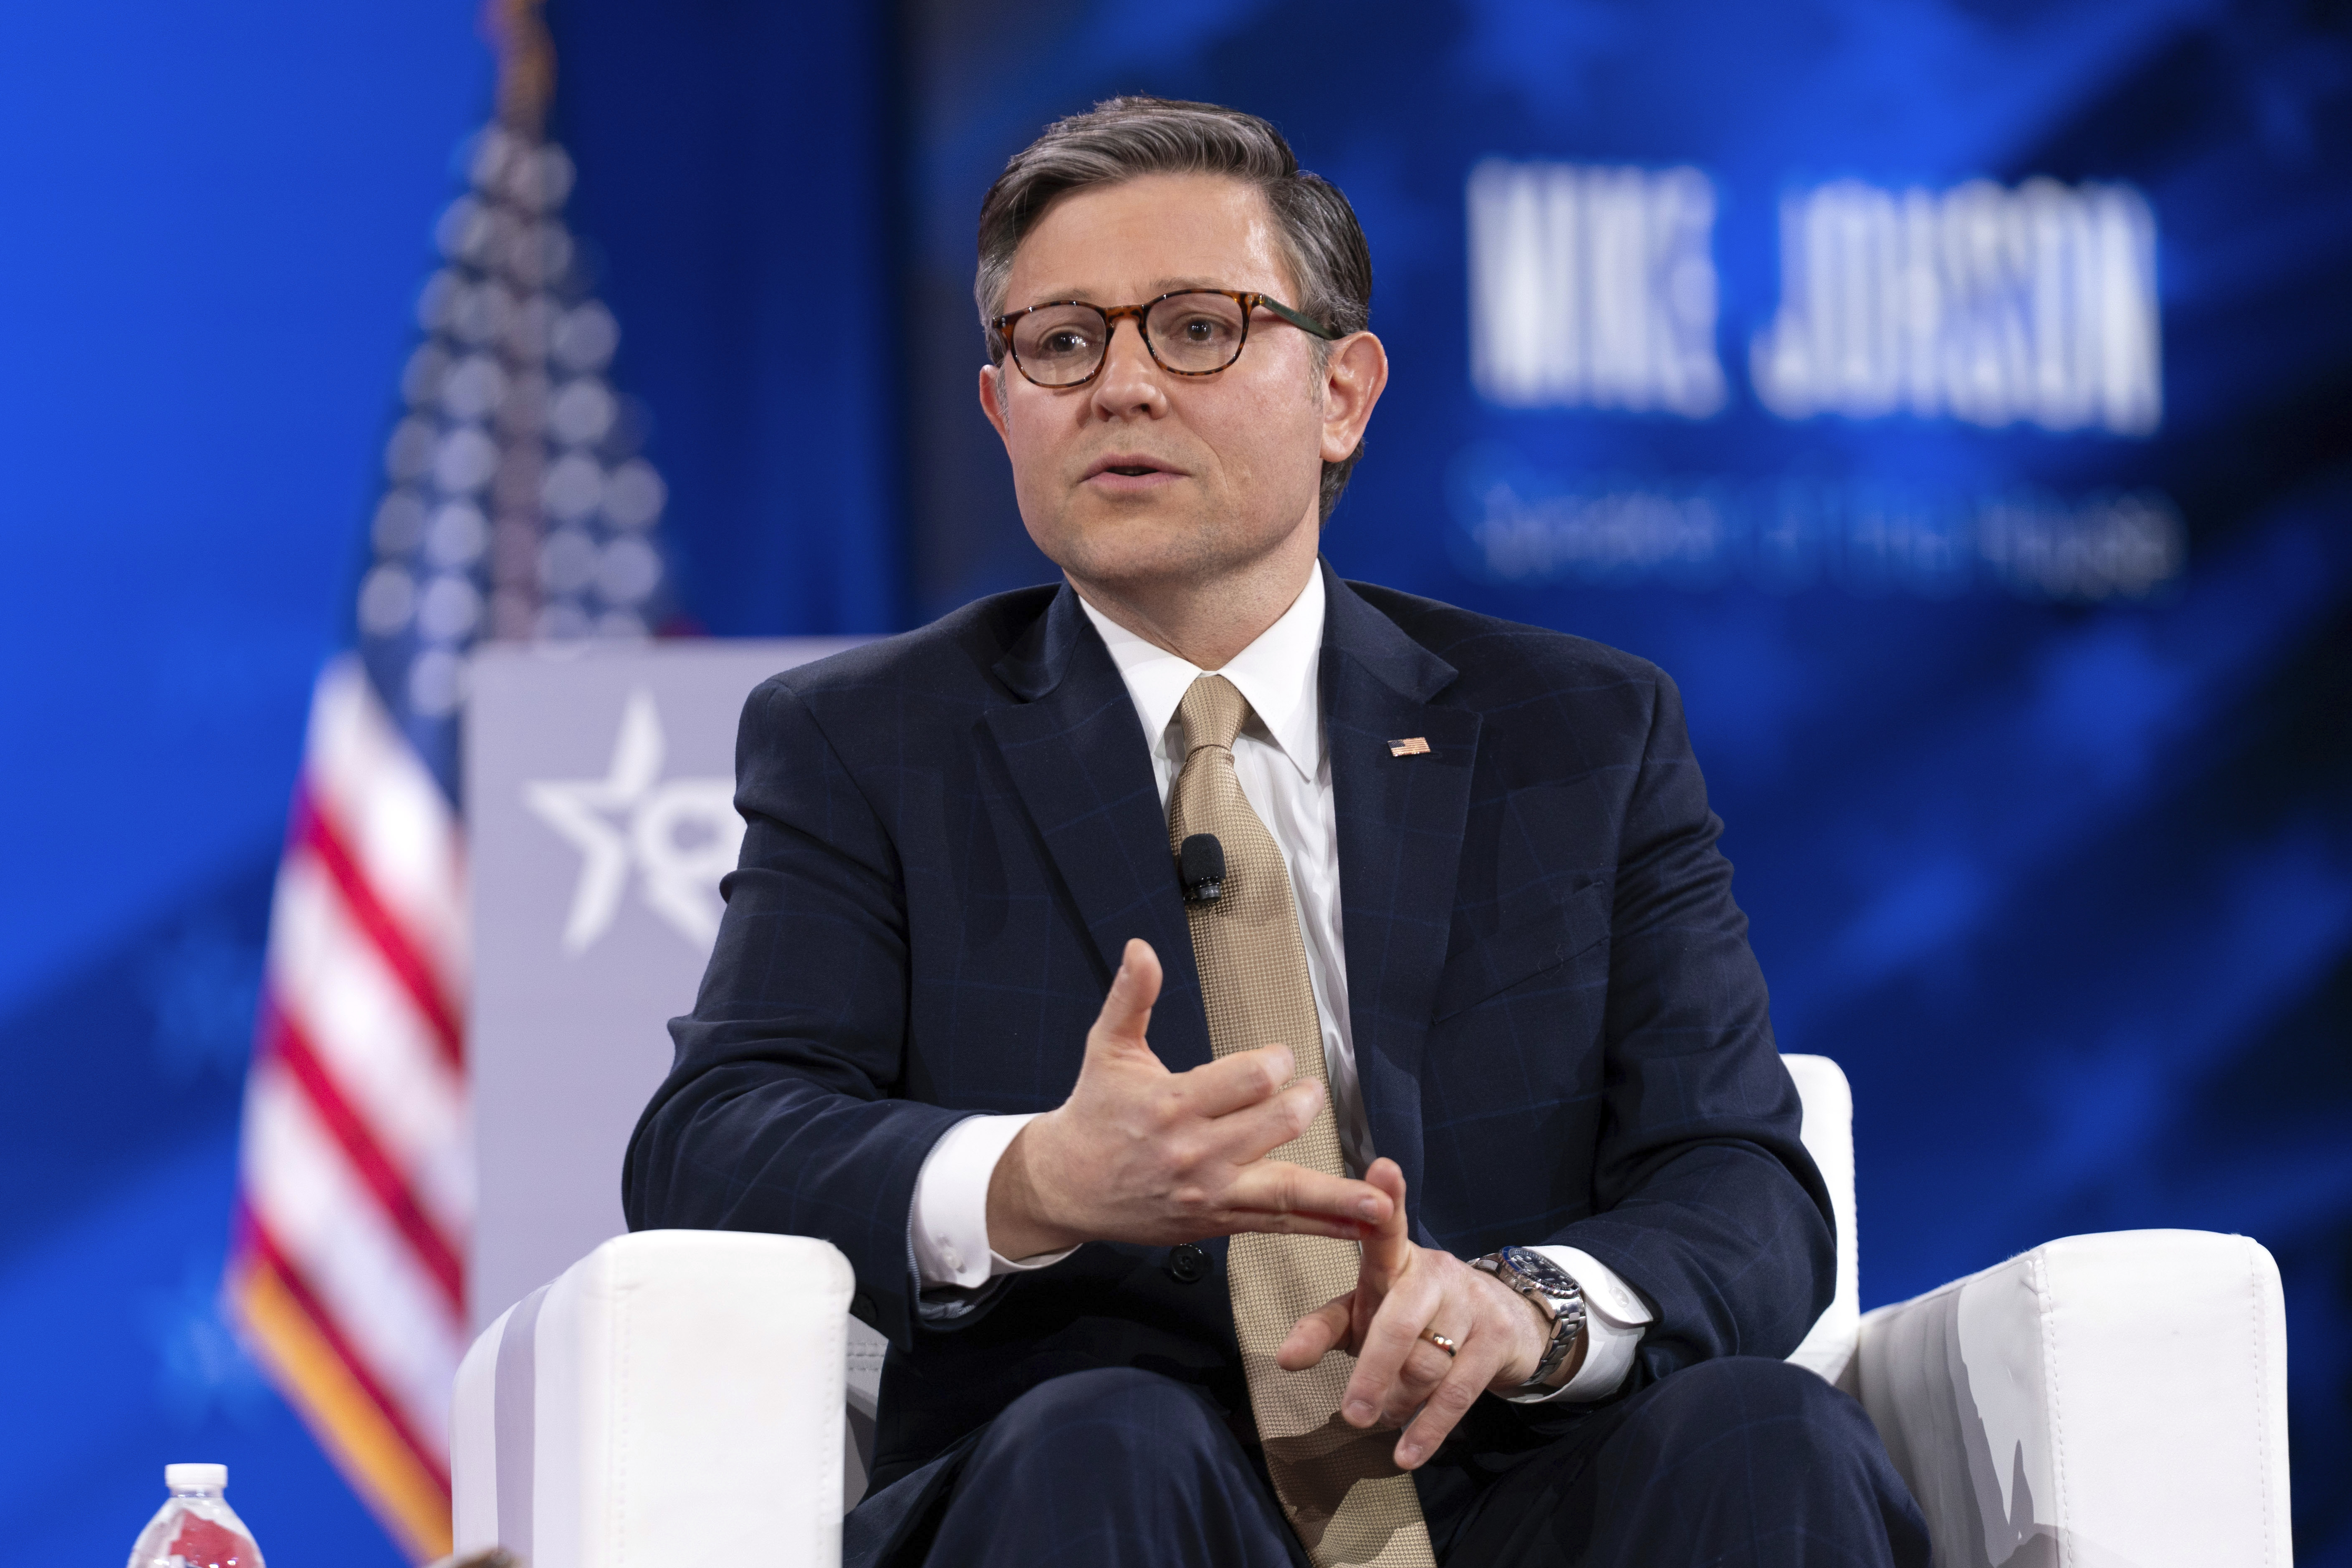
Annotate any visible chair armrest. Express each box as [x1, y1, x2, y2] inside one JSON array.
[[452, 1230, 854, 1568], [1781, 1054, 1858, 1382], [1852, 1229, 2290, 1568]]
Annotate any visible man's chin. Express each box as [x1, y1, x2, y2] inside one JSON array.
[[1036, 510, 1225, 587]]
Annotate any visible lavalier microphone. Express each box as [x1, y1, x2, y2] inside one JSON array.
[[1178, 833, 1225, 904]]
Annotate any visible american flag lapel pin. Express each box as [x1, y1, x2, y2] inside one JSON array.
[[1388, 737, 1431, 757]]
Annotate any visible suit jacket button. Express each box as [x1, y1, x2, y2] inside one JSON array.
[[1167, 1243, 1210, 1284]]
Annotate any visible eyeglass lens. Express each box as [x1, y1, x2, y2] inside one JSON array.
[[1010, 293, 1251, 385]]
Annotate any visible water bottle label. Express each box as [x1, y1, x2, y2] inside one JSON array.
[[163, 1514, 255, 1567]]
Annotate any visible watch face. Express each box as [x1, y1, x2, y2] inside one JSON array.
[[1501, 1246, 1581, 1299]]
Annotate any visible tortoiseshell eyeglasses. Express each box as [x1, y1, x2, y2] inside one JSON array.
[[990, 288, 1341, 389]]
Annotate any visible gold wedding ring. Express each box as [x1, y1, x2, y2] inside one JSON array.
[[1419, 1328, 1459, 1357]]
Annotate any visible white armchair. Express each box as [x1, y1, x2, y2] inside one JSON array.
[[450, 1055, 2293, 1568]]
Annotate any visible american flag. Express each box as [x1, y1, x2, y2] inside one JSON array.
[[226, 6, 674, 1555]]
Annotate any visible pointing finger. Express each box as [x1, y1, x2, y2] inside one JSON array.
[[1357, 1158, 1412, 1291]]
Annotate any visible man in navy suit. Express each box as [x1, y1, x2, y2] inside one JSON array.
[[626, 98, 1925, 1567]]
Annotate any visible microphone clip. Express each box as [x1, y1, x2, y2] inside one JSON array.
[[1178, 833, 1226, 905]]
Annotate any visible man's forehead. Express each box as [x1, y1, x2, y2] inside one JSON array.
[[1005, 173, 1296, 303]]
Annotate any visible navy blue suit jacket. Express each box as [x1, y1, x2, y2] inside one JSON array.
[[624, 564, 1832, 1496]]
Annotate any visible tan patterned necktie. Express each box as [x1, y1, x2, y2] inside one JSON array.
[[1166, 674, 1436, 1568]]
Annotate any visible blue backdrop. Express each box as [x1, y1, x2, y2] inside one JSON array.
[[1, 0, 2344, 1562], [0, 5, 483, 1563]]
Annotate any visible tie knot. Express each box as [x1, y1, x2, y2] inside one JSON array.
[[1177, 674, 1250, 755]]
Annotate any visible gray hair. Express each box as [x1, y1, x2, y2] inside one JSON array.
[[975, 97, 1374, 522]]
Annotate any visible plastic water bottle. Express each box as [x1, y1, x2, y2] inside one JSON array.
[[127, 1464, 265, 1568]]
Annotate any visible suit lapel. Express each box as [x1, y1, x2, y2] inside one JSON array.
[[1320, 566, 1479, 1227], [985, 586, 1213, 1073]]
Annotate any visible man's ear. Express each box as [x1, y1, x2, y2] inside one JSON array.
[[977, 362, 1013, 449], [1318, 331, 1389, 465]]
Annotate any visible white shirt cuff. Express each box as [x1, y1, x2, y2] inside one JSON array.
[[911, 1111, 1079, 1291], [1502, 1245, 1655, 1404]]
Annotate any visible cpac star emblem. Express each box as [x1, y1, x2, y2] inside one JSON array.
[[523, 689, 743, 953]]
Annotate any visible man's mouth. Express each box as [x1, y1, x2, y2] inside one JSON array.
[[1084, 454, 1183, 483]]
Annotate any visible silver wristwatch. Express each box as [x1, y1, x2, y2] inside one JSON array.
[[1472, 1246, 1587, 1393]]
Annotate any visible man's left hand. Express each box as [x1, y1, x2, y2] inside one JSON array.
[[1276, 1159, 1574, 1470]]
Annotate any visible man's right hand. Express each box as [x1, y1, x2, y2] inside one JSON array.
[[986, 937, 1394, 1260]]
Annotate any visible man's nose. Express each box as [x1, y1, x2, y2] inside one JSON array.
[[1091, 315, 1166, 414]]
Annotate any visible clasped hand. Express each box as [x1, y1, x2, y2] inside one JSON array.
[[989, 939, 1558, 1470]]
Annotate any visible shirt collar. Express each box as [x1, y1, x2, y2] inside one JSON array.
[[1076, 567, 1326, 783]]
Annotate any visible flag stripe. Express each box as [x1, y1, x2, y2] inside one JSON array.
[[297, 787, 465, 1070], [231, 1216, 455, 1561], [236, 1205, 452, 1487], [242, 1064, 464, 1439], [266, 1003, 466, 1313], [303, 658, 471, 987], [266, 851, 469, 1237]]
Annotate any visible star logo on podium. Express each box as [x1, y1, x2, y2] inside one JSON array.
[[523, 689, 742, 953]]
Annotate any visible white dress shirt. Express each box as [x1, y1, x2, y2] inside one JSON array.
[[909, 570, 1652, 1400]]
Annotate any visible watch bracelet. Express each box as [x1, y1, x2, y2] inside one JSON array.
[[1475, 1250, 1587, 1391], [1528, 1292, 1587, 1388]]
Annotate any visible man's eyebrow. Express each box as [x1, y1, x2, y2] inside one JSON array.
[[1012, 276, 1239, 308]]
